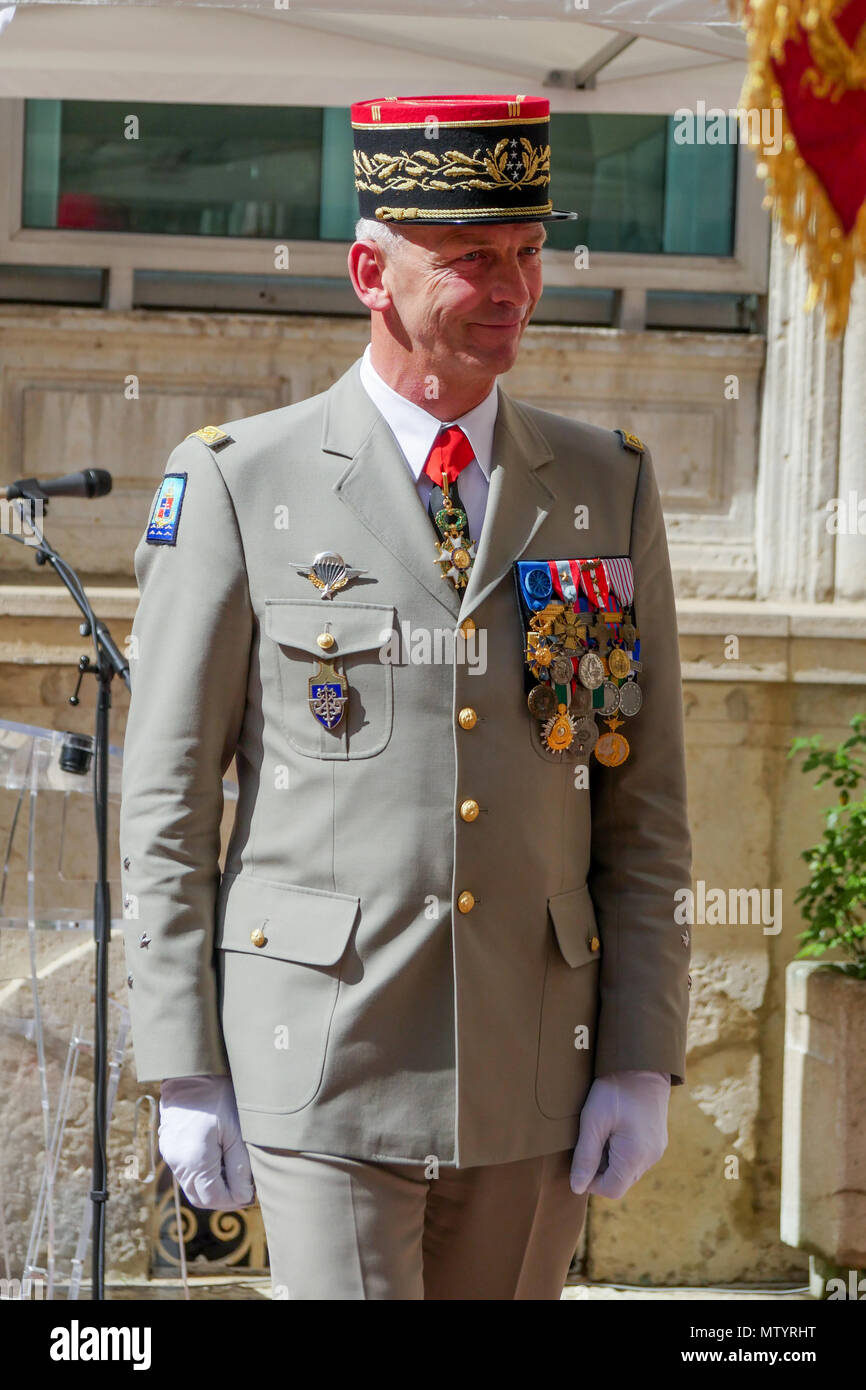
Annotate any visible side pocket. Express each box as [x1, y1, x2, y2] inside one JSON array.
[[216, 873, 360, 1114], [535, 885, 602, 1119]]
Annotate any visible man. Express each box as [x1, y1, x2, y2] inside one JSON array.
[[120, 94, 691, 1300]]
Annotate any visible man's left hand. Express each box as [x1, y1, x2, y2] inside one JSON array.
[[570, 1070, 671, 1199]]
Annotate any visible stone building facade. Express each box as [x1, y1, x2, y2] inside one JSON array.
[[0, 227, 863, 1287]]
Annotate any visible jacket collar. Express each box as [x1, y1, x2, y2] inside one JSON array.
[[322, 356, 556, 622], [358, 343, 498, 484]]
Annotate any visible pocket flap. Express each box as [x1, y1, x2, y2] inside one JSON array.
[[216, 873, 360, 966], [547, 884, 602, 968], [264, 599, 395, 659]]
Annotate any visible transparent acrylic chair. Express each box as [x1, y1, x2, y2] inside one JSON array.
[[0, 719, 237, 1299]]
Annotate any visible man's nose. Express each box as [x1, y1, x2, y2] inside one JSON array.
[[488, 256, 535, 306]]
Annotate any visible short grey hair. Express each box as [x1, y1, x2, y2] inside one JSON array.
[[354, 216, 409, 260]]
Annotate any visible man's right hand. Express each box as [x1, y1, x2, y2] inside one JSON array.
[[158, 1074, 255, 1211]]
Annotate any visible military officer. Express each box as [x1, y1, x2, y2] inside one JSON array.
[[120, 93, 692, 1300]]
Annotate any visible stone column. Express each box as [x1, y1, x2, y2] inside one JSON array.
[[836, 271, 866, 603], [755, 223, 844, 603]]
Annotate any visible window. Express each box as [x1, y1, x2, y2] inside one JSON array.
[[4, 97, 763, 326], [546, 113, 736, 257], [23, 101, 335, 240], [23, 100, 736, 256]]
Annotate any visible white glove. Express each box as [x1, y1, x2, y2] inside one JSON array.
[[158, 1074, 255, 1211], [570, 1070, 671, 1199]]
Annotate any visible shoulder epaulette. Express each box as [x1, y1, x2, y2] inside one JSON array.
[[187, 425, 235, 452], [614, 428, 646, 455]]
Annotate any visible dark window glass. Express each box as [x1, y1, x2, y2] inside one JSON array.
[[22, 102, 736, 256], [546, 113, 736, 256], [23, 101, 325, 240]]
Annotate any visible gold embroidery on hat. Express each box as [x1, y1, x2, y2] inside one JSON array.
[[354, 139, 550, 196], [375, 201, 553, 221]]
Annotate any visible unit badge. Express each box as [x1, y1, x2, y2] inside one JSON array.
[[146, 473, 187, 546], [513, 555, 644, 766], [308, 660, 348, 729]]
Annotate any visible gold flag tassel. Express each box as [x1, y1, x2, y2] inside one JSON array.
[[737, 0, 866, 337]]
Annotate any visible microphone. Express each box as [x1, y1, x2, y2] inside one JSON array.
[[4, 469, 113, 501]]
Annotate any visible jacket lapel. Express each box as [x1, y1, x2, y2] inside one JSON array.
[[322, 358, 557, 624], [323, 360, 461, 619], [457, 389, 556, 624]]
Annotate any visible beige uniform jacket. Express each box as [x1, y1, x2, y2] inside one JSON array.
[[119, 356, 692, 1168]]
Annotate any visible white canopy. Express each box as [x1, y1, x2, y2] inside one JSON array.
[[0, 0, 747, 111]]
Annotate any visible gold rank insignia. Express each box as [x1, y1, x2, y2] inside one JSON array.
[[187, 425, 235, 451], [615, 428, 646, 454]]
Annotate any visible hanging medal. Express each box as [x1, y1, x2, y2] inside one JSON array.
[[594, 713, 630, 767], [513, 555, 645, 768], [430, 467, 476, 592], [309, 659, 347, 729], [541, 703, 577, 753]]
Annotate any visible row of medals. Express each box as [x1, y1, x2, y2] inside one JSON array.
[[429, 487, 641, 766], [526, 602, 642, 766]]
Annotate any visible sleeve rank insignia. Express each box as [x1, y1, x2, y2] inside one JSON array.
[[615, 428, 646, 454], [187, 425, 235, 451]]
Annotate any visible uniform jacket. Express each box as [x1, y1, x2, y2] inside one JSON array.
[[120, 356, 692, 1168]]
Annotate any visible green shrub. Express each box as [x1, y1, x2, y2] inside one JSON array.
[[788, 713, 866, 979]]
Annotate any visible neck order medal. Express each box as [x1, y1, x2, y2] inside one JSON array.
[[431, 470, 476, 592]]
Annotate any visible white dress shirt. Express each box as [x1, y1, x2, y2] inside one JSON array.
[[359, 343, 499, 542]]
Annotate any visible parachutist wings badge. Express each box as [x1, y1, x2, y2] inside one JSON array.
[[288, 550, 367, 600]]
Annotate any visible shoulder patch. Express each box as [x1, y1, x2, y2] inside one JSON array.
[[146, 472, 187, 546], [187, 425, 235, 452], [614, 428, 646, 455]]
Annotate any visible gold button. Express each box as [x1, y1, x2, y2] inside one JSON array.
[[460, 799, 480, 822], [458, 707, 477, 730], [317, 632, 335, 650], [250, 927, 267, 948], [589, 936, 600, 953], [459, 617, 476, 636], [457, 891, 475, 914]]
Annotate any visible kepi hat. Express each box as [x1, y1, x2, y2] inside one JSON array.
[[351, 94, 578, 225]]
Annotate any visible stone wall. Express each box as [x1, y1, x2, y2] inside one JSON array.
[[0, 279, 862, 1286]]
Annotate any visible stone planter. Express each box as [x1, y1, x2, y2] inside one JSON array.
[[781, 960, 866, 1286]]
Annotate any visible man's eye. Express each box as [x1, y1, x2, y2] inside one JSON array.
[[456, 246, 541, 262]]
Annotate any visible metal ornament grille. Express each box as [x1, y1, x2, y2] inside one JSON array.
[[150, 1162, 269, 1274]]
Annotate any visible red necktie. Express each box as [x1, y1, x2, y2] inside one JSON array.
[[423, 426, 476, 488]]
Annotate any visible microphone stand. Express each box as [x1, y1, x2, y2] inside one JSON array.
[[3, 489, 129, 1302]]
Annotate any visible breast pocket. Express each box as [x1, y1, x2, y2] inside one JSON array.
[[535, 884, 602, 1120], [215, 872, 360, 1114], [264, 598, 395, 759]]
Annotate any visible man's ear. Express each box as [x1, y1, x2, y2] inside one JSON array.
[[348, 242, 392, 313]]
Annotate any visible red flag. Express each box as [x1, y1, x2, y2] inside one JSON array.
[[740, 0, 866, 335]]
